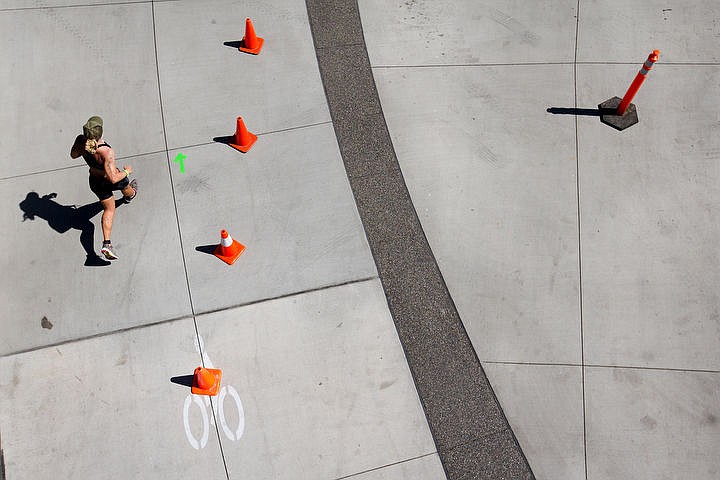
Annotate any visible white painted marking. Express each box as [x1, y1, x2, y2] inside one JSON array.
[[218, 385, 245, 441], [182, 335, 246, 449], [183, 394, 209, 450]]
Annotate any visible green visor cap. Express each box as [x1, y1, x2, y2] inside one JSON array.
[[83, 116, 103, 140]]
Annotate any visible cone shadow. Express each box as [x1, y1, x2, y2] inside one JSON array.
[[170, 375, 194, 388], [223, 41, 242, 49], [212, 135, 235, 145], [195, 244, 217, 255]]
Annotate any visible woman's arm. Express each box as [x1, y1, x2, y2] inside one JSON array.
[[70, 135, 85, 159], [99, 148, 128, 184]]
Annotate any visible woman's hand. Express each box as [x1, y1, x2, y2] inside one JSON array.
[[123, 165, 133, 175]]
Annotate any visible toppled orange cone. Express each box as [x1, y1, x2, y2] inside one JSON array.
[[229, 116, 257, 153], [213, 229, 246, 265], [191, 366, 222, 396], [239, 18, 263, 54]]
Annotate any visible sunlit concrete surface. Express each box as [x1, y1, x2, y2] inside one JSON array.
[[585, 367, 720, 479], [359, 0, 577, 65], [370, 64, 581, 365], [483, 363, 585, 480], [576, 0, 720, 63], [0, 318, 228, 480], [0, 280, 437, 480], [171, 124, 376, 314], [361, 0, 720, 478], [195, 280, 436, 479], [0, 4, 165, 178], [3, 0, 720, 478], [577, 64, 720, 372], [0, 0, 152, 9], [0, 1, 433, 479], [153, 0, 330, 150], [349, 454, 446, 480], [0, 152, 191, 356]]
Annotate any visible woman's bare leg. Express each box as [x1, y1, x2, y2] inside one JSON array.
[[100, 197, 115, 241]]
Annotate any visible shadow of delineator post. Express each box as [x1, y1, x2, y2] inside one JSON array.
[[547, 105, 638, 131], [18, 192, 125, 267], [547, 107, 601, 116]]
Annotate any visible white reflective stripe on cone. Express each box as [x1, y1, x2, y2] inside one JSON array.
[[221, 234, 233, 247]]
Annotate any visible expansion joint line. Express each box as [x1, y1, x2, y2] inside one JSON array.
[[572, 1, 588, 480], [150, 2, 228, 479]]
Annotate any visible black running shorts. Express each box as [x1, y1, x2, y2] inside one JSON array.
[[89, 175, 130, 201]]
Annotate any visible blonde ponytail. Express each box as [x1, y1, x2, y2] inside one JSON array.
[[84, 138, 98, 154]]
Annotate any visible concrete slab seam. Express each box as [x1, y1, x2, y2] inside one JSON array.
[[148, 0, 199, 351], [0, 0, 181, 13], [0, 163, 91, 182], [149, 2, 228, 477], [194, 275, 380, 318], [373, 61, 576, 69], [572, 1, 589, 479], [251, 119, 334, 137], [0, 276, 380, 359], [0, 149, 167, 182], [373, 62, 720, 68], [305, 0, 535, 478], [487, 361, 720, 375], [0, 314, 196, 359], [0, 120, 335, 182], [332, 451, 438, 480]]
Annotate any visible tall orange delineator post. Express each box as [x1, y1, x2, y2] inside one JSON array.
[[599, 50, 660, 131], [617, 50, 660, 116]]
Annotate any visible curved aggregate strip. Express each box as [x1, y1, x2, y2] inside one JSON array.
[[305, 1, 536, 478]]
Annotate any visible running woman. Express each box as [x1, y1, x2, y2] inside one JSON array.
[[71, 116, 137, 260]]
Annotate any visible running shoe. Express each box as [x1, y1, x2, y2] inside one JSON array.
[[101, 243, 119, 260], [124, 179, 138, 203]]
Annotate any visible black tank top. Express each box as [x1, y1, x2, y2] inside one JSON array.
[[82, 141, 111, 170]]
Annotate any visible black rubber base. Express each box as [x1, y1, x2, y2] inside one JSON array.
[[599, 96, 638, 131]]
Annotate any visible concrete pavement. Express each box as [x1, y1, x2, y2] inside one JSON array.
[[1, 1, 437, 479], [2, 1, 719, 479], [360, 0, 720, 478]]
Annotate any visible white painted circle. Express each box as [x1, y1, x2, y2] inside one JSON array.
[[183, 394, 210, 449], [217, 385, 245, 441]]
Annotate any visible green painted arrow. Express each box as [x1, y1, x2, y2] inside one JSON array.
[[174, 153, 186, 173]]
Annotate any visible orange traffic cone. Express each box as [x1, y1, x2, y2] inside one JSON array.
[[239, 18, 263, 55], [229, 116, 257, 153], [191, 366, 222, 396], [213, 229, 246, 265]]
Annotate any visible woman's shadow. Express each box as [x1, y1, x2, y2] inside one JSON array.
[[18, 192, 124, 266]]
